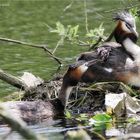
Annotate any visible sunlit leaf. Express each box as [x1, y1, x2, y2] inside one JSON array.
[[92, 113, 111, 121], [67, 25, 79, 41], [86, 23, 104, 38], [129, 7, 139, 20], [65, 110, 72, 119], [50, 22, 66, 36], [89, 113, 112, 125], [72, 25, 79, 38]]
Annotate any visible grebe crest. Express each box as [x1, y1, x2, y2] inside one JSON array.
[[113, 11, 138, 43], [113, 11, 136, 29]]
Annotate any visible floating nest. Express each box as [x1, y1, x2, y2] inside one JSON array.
[[21, 75, 132, 113]]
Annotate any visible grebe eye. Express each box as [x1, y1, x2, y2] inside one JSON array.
[[125, 23, 131, 29]]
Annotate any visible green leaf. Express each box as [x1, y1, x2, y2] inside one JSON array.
[[86, 23, 104, 38], [67, 25, 79, 41], [93, 113, 111, 121], [76, 113, 88, 121], [65, 110, 72, 119], [56, 22, 66, 36], [50, 21, 66, 36], [129, 7, 139, 20], [72, 25, 79, 37], [89, 113, 112, 125]]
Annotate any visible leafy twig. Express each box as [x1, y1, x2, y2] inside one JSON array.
[[63, 0, 74, 12], [52, 37, 64, 54]]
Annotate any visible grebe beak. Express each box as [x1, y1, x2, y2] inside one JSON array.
[[86, 59, 101, 67], [130, 27, 139, 38]]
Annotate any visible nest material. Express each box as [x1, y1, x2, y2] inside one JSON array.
[[21, 76, 126, 113]]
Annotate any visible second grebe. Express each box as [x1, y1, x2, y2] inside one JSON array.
[[59, 11, 139, 104]]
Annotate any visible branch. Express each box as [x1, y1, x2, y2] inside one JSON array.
[[0, 69, 27, 90], [52, 37, 64, 54], [0, 37, 62, 65], [89, 37, 102, 50], [0, 69, 44, 92], [104, 28, 115, 42]]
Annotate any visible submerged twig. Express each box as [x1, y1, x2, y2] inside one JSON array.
[[0, 37, 62, 65]]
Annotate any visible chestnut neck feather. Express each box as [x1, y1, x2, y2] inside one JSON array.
[[114, 21, 137, 44], [58, 69, 77, 107]]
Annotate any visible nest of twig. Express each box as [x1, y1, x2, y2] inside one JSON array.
[[20, 75, 137, 113]]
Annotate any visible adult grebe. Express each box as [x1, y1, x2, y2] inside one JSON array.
[[60, 11, 139, 96], [5, 12, 139, 122]]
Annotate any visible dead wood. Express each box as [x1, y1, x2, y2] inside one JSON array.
[[0, 69, 44, 93], [0, 104, 45, 140], [0, 69, 27, 90], [0, 69, 64, 122], [0, 100, 63, 122], [0, 68, 120, 122]]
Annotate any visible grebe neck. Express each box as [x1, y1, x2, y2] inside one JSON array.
[[58, 84, 73, 108], [123, 38, 140, 62]]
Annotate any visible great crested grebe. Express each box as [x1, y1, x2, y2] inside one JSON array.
[[59, 11, 140, 102], [78, 11, 138, 63], [111, 12, 140, 87], [18, 11, 139, 121], [3, 12, 139, 122], [79, 11, 140, 82]]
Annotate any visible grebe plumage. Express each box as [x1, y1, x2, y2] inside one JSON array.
[[81, 11, 140, 86], [60, 11, 140, 99], [78, 11, 138, 63], [4, 12, 139, 122], [28, 11, 138, 119]]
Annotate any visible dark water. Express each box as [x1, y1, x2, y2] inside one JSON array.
[[0, 0, 140, 139]]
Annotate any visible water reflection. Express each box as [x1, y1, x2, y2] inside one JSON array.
[[0, 116, 140, 139]]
